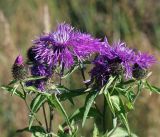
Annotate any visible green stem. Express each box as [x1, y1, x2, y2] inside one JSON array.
[[42, 104, 49, 132], [20, 82, 43, 127], [49, 106, 54, 136], [133, 81, 142, 104], [79, 63, 88, 88]]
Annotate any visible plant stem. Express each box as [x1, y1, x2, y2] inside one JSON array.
[[79, 63, 88, 88], [133, 81, 142, 104], [20, 82, 43, 127], [49, 106, 54, 136], [42, 104, 49, 132]]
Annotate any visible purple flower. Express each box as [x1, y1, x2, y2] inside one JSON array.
[[99, 39, 135, 78], [14, 55, 23, 66], [132, 52, 156, 79], [111, 41, 135, 78], [12, 55, 27, 80], [31, 64, 53, 77], [31, 23, 102, 68], [133, 52, 156, 69], [90, 55, 110, 88], [27, 64, 53, 91], [90, 38, 138, 87]]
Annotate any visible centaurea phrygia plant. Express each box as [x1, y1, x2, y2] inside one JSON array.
[[1, 23, 159, 137]]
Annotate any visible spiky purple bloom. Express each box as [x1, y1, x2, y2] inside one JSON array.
[[132, 52, 156, 79], [133, 52, 156, 69], [90, 38, 137, 87], [99, 39, 135, 78], [111, 41, 135, 78], [90, 55, 111, 88], [30, 23, 102, 68]]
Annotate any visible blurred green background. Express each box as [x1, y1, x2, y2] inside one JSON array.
[[0, 0, 160, 137]]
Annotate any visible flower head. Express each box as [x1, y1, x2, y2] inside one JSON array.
[[30, 23, 102, 68], [12, 55, 27, 80], [133, 52, 156, 69], [111, 41, 135, 78], [99, 39, 135, 78], [132, 52, 156, 79], [90, 39, 138, 88]]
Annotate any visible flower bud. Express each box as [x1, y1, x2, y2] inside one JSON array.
[[12, 55, 28, 80], [132, 63, 147, 80]]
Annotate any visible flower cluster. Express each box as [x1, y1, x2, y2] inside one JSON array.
[[12, 23, 156, 91], [25, 23, 102, 90], [90, 38, 156, 87]]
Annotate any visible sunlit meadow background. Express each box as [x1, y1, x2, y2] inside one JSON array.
[[0, 0, 160, 137]]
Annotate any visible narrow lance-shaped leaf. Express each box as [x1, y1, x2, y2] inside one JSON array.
[[69, 107, 102, 123], [104, 92, 115, 116], [30, 94, 47, 113], [93, 124, 99, 137], [23, 76, 45, 82], [62, 65, 79, 79], [145, 80, 160, 94], [47, 94, 71, 128], [111, 95, 131, 135], [1, 85, 25, 99], [99, 76, 115, 95], [29, 94, 47, 129], [82, 91, 98, 127]]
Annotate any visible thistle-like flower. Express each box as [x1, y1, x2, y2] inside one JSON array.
[[12, 55, 27, 80], [90, 38, 136, 88], [132, 52, 156, 79], [30, 23, 102, 68]]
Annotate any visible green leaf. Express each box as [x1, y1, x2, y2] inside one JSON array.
[[30, 94, 47, 113], [8, 79, 18, 85], [58, 87, 87, 102], [62, 65, 79, 79], [82, 91, 98, 127], [17, 126, 48, 137], [1, 85, 25, 99], [110, 95, 131, 135], [145, 81, 160, 94], [47, 94, 71, 128], [29, 114, 35, 131], [104, 92, 115, 116], [119, 113, 131, 136], [29, 94, 47, 129], [107, 127, 137, 137], [111, 95, 121, 111], [99, 77, 115, 95], [24, 76, 45, 82], [25, 86, 39, 92], [69, 107, 102, 123], [121, 79, 135, 85], [17, 126, 46, 133], [93, 124, 99, 137]]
